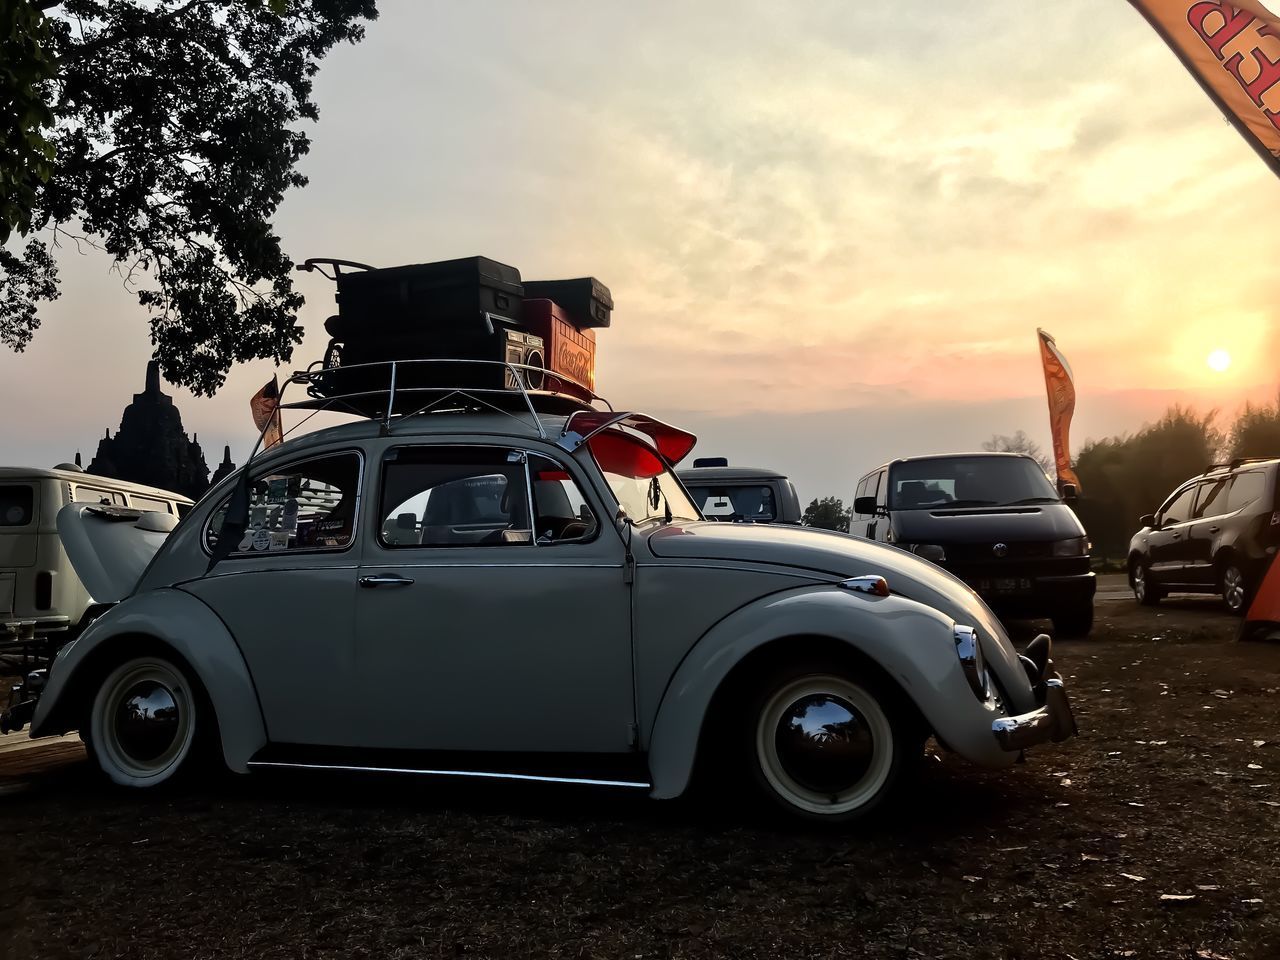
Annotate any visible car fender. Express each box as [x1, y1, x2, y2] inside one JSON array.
[[646, 585, 1013, 799], [31, 587, 267, 774]]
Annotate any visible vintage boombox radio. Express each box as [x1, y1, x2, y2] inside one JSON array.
[[307, 255, 609, 408]]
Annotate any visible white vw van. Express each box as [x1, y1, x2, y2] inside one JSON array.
[[0, 465, 193, 644]]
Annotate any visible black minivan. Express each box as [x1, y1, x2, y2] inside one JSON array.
[[852, 453, 1095, 636]]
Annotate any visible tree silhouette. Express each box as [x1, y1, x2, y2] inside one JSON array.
[[0, 0, 378, 395]]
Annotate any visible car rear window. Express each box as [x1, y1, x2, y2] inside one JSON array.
[[0, 485, 34, 527]]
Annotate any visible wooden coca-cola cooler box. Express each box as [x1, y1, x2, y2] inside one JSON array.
[[521, 298, 596, 401]]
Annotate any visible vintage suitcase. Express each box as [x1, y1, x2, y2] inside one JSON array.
[[319, 321, 544, 405], [522, 277, 612, 329], [328, 256, 525, 341], [521, 299, 595, 400]]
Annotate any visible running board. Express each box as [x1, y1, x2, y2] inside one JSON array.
[[246, 760, 651, 789]]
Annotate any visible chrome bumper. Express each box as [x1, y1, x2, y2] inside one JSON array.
[[991, 676, 1077, 752]]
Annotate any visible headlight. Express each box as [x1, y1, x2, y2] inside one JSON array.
[[1052, 536, 1089, 557], [953, 624, 989, 699], [910, 543, 947, 563]]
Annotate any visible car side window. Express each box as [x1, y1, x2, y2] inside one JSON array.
[[1228, 471, 1266, 513], [205, 452, 361, 555], [854, 477, 868, 517], [874, 470, 887, 509], [379, 446, 533, 548], [529, 455, 599, 543], [1193, 478, 1230, 519], [1159, 486, 1196, 526]]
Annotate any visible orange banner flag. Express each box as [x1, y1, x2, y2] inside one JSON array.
[[250, 375, 283, 449], [1128, 0, 1280, 175], [1037, 329, 1082, 493]]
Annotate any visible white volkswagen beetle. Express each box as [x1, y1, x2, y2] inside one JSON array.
[[31, 367, 1075, 824]]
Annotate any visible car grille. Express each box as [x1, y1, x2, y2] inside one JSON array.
[[942, 541, 1054, 563]]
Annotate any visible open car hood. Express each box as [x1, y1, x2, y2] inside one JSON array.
[[57, 503, 178, 604]]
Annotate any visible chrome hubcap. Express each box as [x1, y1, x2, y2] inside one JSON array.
[[1134, 566, 1146, 601], [756, 675, 894, 816], [774, 694, 874, 794], [114, 681, 180, 763], [1224, 567, 1245, 611], [93, 659, 195, 784]]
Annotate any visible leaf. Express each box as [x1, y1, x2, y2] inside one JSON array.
[[1160, 894, 1196, 902], [1120, 873, 1146, 882]]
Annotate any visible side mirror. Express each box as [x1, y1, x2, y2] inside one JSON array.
[[1061, 483, 1078, 502], [1139, 513, 1157, 529], [853, 496, 877, 516]]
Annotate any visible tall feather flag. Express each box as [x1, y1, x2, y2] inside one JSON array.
[[250, 375, 283, 450], [1128, 0, 1280, 175], [1037, 329, 1082, 493]]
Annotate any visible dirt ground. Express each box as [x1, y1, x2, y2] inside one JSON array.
[[1, 588, 1278, 960]]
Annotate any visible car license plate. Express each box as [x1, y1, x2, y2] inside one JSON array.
[[979, 577, 1031, 595]]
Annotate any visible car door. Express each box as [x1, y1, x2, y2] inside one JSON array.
[[1186, 475, 1232, 585], [868, 469, 888, 541], [1148, 483, 1197, 582], [351, 443, 635, 755], [182, 449, 363, 746]]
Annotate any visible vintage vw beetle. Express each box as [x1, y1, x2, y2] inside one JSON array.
[[31, 370, 1075, 824]]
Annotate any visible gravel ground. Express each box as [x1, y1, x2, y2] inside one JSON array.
[[1, 594, 1277, 960]]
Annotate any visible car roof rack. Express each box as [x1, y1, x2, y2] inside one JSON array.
[[276, 357, 610, 444], [1202, 457, 1277, 475]]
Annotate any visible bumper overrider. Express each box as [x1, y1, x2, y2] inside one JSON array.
[[991, 633, 1078, 752]]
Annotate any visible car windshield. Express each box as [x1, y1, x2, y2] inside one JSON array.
[[889, 457, 1059, 510], [686, 484, 777, 522], [589, 431, 701, 524]]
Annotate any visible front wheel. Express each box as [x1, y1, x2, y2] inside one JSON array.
[[1133, 560, 1161, 606], [747, 666, 913, 824], [1221, 562, 1250, 616], [87, 655, 206, 788]]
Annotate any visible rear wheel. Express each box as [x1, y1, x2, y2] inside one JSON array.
[[87, 655, 206, 788], [746, 664, 913, 825], [1133, 560, 1161, 606], [1221, 561, 1250, 616], [1052, 603, 1094, 638]]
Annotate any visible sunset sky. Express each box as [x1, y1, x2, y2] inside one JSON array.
[[3, 0, 1278, 503]]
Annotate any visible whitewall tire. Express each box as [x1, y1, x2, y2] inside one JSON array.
[[749, 668, 909, 823], [88, 656, 201, 788]]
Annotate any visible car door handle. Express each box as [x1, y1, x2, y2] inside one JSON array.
[[1208, 526, 1221, 534], [1170, 533, 1181, 539], [358, 574, 415, 588]]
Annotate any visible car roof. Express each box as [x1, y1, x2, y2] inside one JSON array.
[[677, 466, 787, 482], [0, 466, 194, 502], [858, 451, 1035, 478]]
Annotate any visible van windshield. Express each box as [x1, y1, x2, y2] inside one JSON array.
[[890, 457, 1058, 510]]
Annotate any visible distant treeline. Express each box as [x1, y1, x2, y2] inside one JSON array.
[[1074, 395, 1280, 559]]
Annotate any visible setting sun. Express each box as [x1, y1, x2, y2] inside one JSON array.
[[1207, 349, 1232, 373]]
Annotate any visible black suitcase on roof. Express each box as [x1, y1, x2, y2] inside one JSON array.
[[522, 277, 612, 328], [328, 256, 525, 341]]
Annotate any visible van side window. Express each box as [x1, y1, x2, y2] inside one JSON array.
[[378, 446, 533, 548], [1159, 485, 1196, 526], [1192, 478, 1230, 519], [72, 484, 125, 506], [0, 485, 34, 526], [130, 495, 174, 515], [874, 470, 888, 509], [205, 452, 362, 555]]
